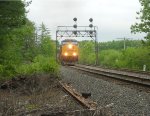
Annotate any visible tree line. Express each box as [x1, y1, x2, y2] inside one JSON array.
[[79, 40, 150, 70], [0, 1, 58, 80]]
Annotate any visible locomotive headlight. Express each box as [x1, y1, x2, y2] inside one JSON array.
[[68, 44, 73, 49], [73, 52, 77, 56], [64, 52, 68, 56]]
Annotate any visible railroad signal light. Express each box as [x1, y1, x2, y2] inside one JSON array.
[[89, 18, 93, 28], [73, 18, 77, 29], [89, 24, 93, 28], [73, 31, 77, 35], [89, 18, 93, 22], [73, 17, 77, 22], [73, 24, 77, 28], [89, 30, 93, 34]]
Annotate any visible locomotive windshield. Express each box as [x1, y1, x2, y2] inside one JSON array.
[[61, 39, 78, 45]]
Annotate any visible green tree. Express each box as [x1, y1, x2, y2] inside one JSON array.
[[79, 40, 95, 64], [131, 0, 150, 45], [0, 0, 28, 63], [0, 1, 27, 35], [123, 47, 150, 70], [99, 49, 124, 68], [99, 40, 142, 51], [0, 20, 36, 77], [38, 23, 55, 58], [0, 1, 59, 79], [39, 22, 50, 39]]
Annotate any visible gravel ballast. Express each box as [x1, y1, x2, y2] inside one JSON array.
[[61, 66, 150, 115]]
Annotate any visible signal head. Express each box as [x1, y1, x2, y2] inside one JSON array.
[[73, 17, 77, 22], [89, 18, 93, 22], [89, 24, 93, 28], [73, 24, 77, 28]]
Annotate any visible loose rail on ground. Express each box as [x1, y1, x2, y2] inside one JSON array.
[[59, 81, 97, 110]]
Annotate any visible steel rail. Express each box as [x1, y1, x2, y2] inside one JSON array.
[[71, 65, 150, 87], [80, 64, 150, 75], [59, 81, 97, 110], [98, 66, 150, 75]]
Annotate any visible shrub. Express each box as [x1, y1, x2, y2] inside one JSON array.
[[0, 64, 3, 74], [16, 55, 59, 76], [99, 49, 123, 67]]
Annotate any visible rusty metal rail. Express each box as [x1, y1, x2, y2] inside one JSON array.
[[59, 81, 97, 110], [71, 64, 150, 87]]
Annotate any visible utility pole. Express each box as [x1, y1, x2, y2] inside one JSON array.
[[117, 37, 132, 50], [123, 37, 125, 50]]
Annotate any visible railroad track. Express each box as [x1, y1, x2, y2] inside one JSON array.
[[59, 81, 97, 110], [58, 81, 114, 115], [83, 64, 150, 75], [70, 64, 150, 87]]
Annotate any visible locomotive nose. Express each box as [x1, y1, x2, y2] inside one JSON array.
[[64, 52, 68, 56], [73, 52, 77, 56], [68, 44, 73, 49]]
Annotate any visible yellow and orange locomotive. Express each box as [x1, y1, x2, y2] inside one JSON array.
[[59, 39, 79, 65]]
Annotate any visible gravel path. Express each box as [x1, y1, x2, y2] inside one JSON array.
[[60, 66, 150, 116]]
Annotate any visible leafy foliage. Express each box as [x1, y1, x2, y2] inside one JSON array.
[[37, 23, 55, 57], [0, 1, 58, 80], [79, 40, 95, 64], [123, 47, 150, 70], [131, 0, 150, 45], [79, 40, 150, 71], [17, 55, 59, 76], [0, 1, 27, 35], [99, 40, 143, 50], [99, 50, 123, 68]]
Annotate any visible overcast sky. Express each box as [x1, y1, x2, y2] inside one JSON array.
[[27, 0, 145, 42]]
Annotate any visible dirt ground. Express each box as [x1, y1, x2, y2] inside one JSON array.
[[0, 74, 82, 116]]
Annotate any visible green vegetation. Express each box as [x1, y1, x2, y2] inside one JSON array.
[[79, 40, 150, 71], [99, 40, 143, 50], [79, 40, 96, 64], [131, 0, 150, 46], [16, 56, 58, 76], [0, 1, 58, 81]]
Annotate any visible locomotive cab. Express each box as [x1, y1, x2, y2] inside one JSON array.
[[59, 39, 79, 65]]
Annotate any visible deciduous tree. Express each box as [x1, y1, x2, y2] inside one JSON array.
[[131, 0, 150, 45]]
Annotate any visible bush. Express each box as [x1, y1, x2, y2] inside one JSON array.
[[0, 64, 3, 74], [99, 47, 150, 71], [0, 64, 16, 81], [99, 49, 124, 67], [0, 64, 4, 80], [16, 55, 59, 76], [123, 47, 150, 70]]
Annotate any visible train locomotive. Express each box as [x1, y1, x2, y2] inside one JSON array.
[[59, 39, 79, 65]]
